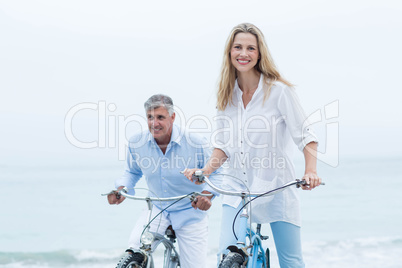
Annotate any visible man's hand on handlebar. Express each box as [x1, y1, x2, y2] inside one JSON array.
[[191, 190, 213, 211], [107, 186, 126, 205]]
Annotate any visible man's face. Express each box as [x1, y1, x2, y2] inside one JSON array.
[[146, 106, 175, 143]]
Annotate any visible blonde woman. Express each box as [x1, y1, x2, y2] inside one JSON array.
[[184, 23, 321, 267]]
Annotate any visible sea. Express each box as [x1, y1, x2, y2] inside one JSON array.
[[1, 155, 401, 268]]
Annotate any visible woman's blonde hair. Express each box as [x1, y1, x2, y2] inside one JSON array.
[[217, 23, 293, 111]]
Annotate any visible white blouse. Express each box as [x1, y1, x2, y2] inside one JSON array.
[[212, 74, 318, 226]]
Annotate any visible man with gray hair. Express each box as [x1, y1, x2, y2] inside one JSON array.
[[107, 94, 217, 268]]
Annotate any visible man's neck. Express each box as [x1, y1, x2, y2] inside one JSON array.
[[154, 135, 172, 154]]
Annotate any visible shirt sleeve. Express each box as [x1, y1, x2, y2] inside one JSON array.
[[198, 144, 222, 196], [211, 110, 231, 159], [114, 145, 143, 195], [197, 142, 221, 197], [277, 86, 318, 151]]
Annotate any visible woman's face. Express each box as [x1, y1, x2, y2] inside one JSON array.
[[230, 32, 259, 74]]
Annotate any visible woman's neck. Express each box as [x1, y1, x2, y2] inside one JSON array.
[[237, 70, 260, 94]]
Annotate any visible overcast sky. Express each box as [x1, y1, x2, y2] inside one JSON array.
[[1, 0, 401, 167]]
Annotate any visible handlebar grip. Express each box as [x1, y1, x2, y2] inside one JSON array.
[[192, 170, 205, 183], [297, 179, 307, 188], [296, 179, 325, 188], [116, 187, 129, 199]]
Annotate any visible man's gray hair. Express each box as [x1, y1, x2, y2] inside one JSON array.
[[144, 94, 174, 116]]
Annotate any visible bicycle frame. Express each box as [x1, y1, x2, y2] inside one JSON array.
[[139, 197, 180, 268], [104, 188, 212, 268], [193, 173, 322, 268], [148, 232, 179, 268], [232, 199, 268, 268]]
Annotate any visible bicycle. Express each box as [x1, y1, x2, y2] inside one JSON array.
[[192, 170, 324, 268], [103, 188, 212, 268]]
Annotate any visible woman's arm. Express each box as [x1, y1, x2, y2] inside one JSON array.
[[183, 148, 228, 184], [203, 148, 228, 174], [302, 141, 321, 190]]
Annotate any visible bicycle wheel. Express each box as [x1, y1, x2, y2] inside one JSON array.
[[218, 252, 244, 268], [116, 252, 147, 268]]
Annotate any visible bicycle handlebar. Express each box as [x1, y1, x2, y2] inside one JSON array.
[[102, 188, 213, 202], [191, 170, 324, 198]]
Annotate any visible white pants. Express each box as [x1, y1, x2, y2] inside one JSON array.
[[128, 207, 209, 268]]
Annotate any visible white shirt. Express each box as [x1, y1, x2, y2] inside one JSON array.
[[212, 74, 318, 226]]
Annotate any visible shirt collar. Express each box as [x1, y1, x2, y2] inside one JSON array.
[[146, 124, 182, 146], [170, 124, 182, 146]]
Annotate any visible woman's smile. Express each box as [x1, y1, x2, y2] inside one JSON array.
[[237, 59, 251, 65]]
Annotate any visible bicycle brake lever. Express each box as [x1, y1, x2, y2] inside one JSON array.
[[296, 179, 325, 188], [101, 190, 121, 199], [296, 179, 307, 188], [180, 170, 205, 183], [193, 170, 205, 183]]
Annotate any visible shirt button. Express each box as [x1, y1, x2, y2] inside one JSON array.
[[243, 172, 246, 175]]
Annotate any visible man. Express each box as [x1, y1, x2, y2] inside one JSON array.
[[107, 94, 216, 268]]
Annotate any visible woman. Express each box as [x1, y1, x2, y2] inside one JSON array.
[[184, 23, 321, 267]]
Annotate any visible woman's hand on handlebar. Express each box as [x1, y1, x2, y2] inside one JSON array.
[[182, 168, 205, 185], [107, 186, 126, 205], [301, 172, 321, 190]]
